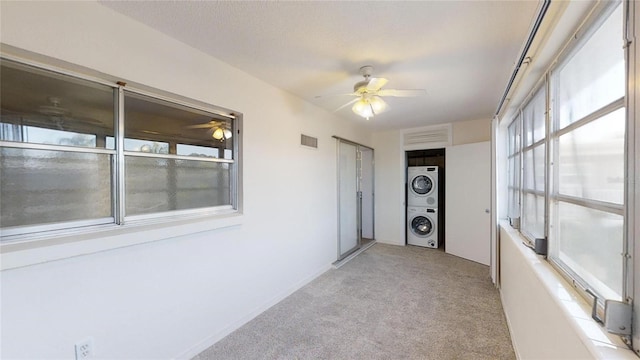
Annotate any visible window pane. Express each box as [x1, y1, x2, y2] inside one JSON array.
[[124, 92, 232, 158], [0, 147, 112, 228], [523, 87, 545, 146], [558, 108, 625, 204], [523, 144, 545, 191], [508, 117, 520, 155], [556, 4, 624, 129], [125, 156, 230, 216], [522, 193, 544, 239], [0, 60, 114, 148], [507, 156, 520, 219], [555, 201, 623, 300]]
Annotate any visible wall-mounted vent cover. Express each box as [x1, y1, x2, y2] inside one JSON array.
[[301, 134, 318, 149], [402, 124, 452, 150]]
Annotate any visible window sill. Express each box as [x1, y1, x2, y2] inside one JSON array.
[[500, 221, 637, 359], [0, 212, 243, 270]]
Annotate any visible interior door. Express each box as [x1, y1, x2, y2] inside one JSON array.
[[445, 141, 491, 265], [338, 141, 359, 259]]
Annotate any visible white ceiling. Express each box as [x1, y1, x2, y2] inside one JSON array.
[[99, 1, 541, 131]]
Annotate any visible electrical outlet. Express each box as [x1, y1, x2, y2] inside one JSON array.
[[74, 338, 94, 359]]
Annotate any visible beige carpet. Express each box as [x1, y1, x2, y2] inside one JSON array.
[[194, 243, 515, 360]]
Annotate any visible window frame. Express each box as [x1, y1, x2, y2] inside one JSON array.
[[506, 112, 522, 226], [0, 56, 242, 245], [520, 83, 548, 243], [503, 0, 630, 317]]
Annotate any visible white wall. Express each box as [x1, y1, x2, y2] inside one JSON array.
[[0, 2, 372, 359], [452, 118, 491, 146], [372, 129, 405, 245]]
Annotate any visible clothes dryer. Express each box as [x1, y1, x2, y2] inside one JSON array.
[[407, 207, 439, 248], [407, 166, 438, 207]]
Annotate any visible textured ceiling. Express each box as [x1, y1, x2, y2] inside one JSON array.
[[99, 1, 540, 131]]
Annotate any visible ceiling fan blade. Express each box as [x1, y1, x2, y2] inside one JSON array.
[[377, 89, 427, 97], [315, 93, 357, 99], [334, 98, 360, 112], [366, 77, 388, 91]]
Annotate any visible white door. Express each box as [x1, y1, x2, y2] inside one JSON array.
[[445, 141, 491, 265]]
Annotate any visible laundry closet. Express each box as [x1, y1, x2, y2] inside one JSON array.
[[406, 148, 445, 250]]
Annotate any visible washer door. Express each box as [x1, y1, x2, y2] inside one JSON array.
[[411, 215, 434, 237], [411, 175, 434, 196]]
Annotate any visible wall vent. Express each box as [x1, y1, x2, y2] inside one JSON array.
[[402, 124, 452, 150], [301, 134, 318, 149]]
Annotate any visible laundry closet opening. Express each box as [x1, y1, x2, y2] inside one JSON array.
[[406, 148, 445, 250]]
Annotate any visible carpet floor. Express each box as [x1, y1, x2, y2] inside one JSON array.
[[194, 243, 515, 360]]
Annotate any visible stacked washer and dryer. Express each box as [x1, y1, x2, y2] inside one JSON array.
[[407, 166, 440, 248]]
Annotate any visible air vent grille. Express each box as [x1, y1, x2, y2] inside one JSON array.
[[402, 124, 452, 149], [301, 134, 318, 149]]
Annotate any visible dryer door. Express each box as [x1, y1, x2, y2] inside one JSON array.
[[410, 175, 434, 196], [411, 215, 434, 237]]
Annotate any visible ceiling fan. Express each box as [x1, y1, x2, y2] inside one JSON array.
[[3, 96, 105, 130], [187, 119, 232, 141], [321, 65, 427, 120]]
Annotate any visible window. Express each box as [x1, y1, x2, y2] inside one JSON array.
[[504, 1, 627, 304], [0, 59, 239, 240], [506, 114, 521, 224], [521, 86, 546, 240], [549, 2, 625, 301], [0, 61, 116, 233]]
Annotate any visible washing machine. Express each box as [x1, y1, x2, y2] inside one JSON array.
[[407, 207, 439, 248], [407, 166, 438, 207]]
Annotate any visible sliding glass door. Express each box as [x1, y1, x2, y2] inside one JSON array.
[[336, 138, 374, 261]]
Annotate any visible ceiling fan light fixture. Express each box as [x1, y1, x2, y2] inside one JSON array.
[[369, 96, 387, 113], [212, 127, 233, 141], [212, 127, 225, 140], [352, 98, 374, 120]]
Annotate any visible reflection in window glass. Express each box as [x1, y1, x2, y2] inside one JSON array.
[[124, 138, 169, 154], [176, 143, 219, 158], [123, 91, 234, 217], [557, 202, 623, 300], [0, 61, 114, 149], [0, 58, 238, 238], [124, 91, 233, 156]]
